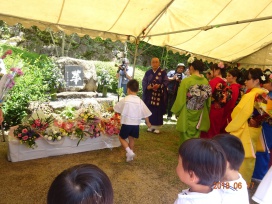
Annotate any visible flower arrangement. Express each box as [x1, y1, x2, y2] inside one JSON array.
[[43, 127, 63, 142], [97, 69, 114, 88], [77, 106, 101, 123], [101, 113, 121, 136], [13, 125, 40, 148], [54, 120, 74, 137], [12, 102, 121, 148], [72, 121, 91, 146], [0, 49, 24, 103], [28, 114, 54, 135]]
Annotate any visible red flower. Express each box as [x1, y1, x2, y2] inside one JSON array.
[[22, 136, 29, 141], [22, 129, 28, 133], [34, 119, 41, 126], [1, 49, 12, 59]]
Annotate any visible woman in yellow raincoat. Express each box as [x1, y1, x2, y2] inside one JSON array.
[[225, 68, 269, 183]]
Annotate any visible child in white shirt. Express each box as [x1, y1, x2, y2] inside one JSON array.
[[213, 134, 249, 204], [114, 79, 151, 162], [174, 138, 226, 204]]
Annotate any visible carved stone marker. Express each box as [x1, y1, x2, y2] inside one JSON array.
[[65, 65, 84, 87]]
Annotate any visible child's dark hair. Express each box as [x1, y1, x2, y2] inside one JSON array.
[[212, 134, 245, 171], [245, 68, 268, 84], [127, 79, 139, 92], [211, 63, 227, 78], [191, 59, 204, 72], [178, 138, 226, 187], [47, 164, 113, 204]]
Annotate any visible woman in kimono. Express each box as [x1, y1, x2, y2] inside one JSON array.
[[221, 68, 242, 132], [171, 59, 211, 144], [252, 71, 272, 181], [225, 68, 269, 183], [201, 62, 227, 139]]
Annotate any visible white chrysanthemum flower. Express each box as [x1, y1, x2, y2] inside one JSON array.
[[48, 136, 52, 141], [57, 136, 62, 141]]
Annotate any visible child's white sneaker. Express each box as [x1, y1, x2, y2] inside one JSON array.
[[153, 129, 160, 134], [126, 151, 135, 162]]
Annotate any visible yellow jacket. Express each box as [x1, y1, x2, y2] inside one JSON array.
[[225, 88, 268, 158]]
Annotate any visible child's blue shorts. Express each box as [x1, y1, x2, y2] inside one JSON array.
[[119, 124, 139, 139]]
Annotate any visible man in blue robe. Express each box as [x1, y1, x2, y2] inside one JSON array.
[[142, 57, 168, 134]]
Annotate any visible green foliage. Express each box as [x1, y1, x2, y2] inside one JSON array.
[[0, 44, 65, 129], [93, 61, 117, 91], [93, 60, 148, 97], [127, 41, 188, 69], [0, 20, 12, 39], [40, 59, 66, 91], [116, 87, 125, 97], [57, 106, 76, 120], [93, 61, 147, 97]]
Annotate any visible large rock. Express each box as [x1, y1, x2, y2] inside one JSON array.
[[55, 57, 98, 91]]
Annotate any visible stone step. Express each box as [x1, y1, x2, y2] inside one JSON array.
[[29, 92, 119, 112]]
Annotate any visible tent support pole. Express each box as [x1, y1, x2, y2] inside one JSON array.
[[132, 38, 140, 79], [145, 15, 272, 38]]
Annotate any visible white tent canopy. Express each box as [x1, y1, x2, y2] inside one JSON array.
[[1, 0, 272, 66]]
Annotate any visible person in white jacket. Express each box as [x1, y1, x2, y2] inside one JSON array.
[[252, 166, 272, 204], [114, 79, 151, 162]]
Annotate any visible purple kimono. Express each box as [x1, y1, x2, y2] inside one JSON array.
[[142, 67, 168, 125]]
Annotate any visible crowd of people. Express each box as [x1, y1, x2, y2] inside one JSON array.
[[113, 57, 271, 204], [14, 56, 272, 203]]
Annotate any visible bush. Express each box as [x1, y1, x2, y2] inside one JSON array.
[[0, 44, 65, 129], [93, 61, 118, 92]]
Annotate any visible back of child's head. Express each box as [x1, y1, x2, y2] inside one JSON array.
[[47, 164, 113, 204], [127, 79, 139, 92], [178, 138, 226, 186], [213, 134, 245, 171]]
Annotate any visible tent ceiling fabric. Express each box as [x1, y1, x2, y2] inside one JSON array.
[[1, 0, 272, 64], [237, 43, 272, 69]]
